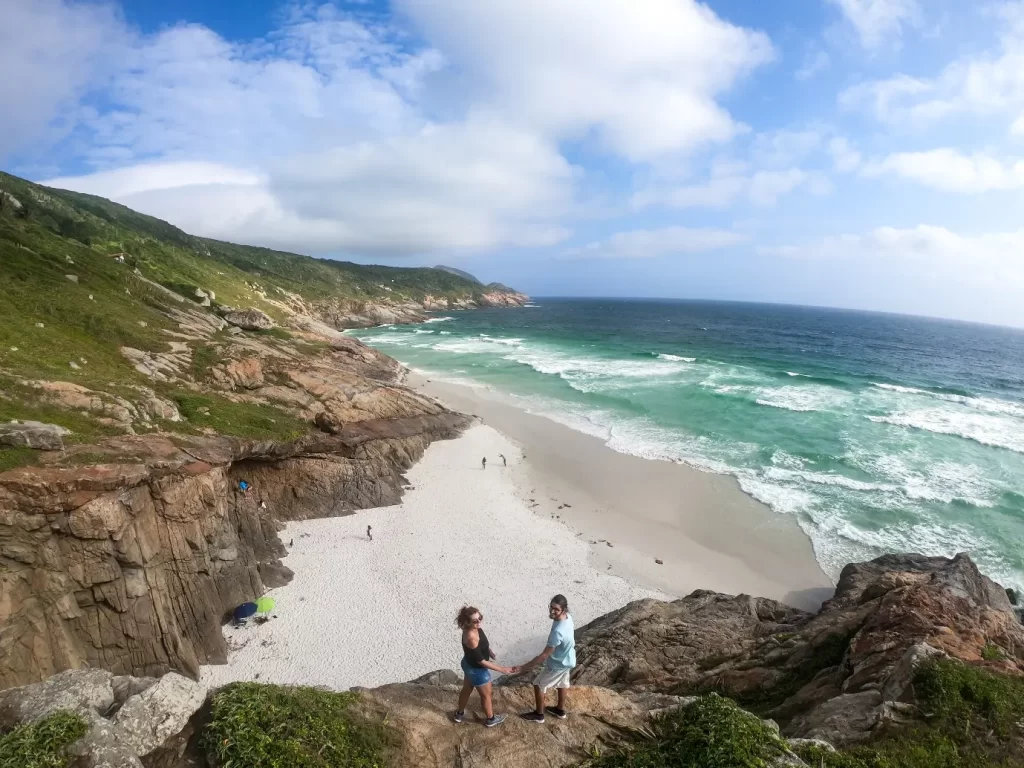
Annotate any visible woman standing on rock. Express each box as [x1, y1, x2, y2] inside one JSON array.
[[454, 606, 515, 727]]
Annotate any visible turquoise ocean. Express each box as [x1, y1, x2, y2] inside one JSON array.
[[353, 299, 1024, 588]]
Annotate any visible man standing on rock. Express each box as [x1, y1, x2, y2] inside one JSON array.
[[518, 594, 575, 723]]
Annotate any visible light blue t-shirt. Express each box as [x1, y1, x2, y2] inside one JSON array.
[[545, 615, 576, 670]]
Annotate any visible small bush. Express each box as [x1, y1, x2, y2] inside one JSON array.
[[982, 644, 1005, 662], [792, 659, 1024, 768], [581, 694, 787, 768], [202, 683, 393, 768], [0, 710, 88, 768], [170, 392, 308, 440], [0, 446, 40, 473]]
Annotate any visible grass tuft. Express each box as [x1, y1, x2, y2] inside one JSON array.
[[0, 446, 41, 473], [201, 683, 393, 768], [581, 693, 788, 768], [0, 710, 88, 768]]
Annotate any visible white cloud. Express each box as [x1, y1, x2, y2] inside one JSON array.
[[48, 119, 575, 256], [760, 225, 1024, 284], [398, 0, 774, 160], [796, 49, 831, 81], [0, 0, 127, 159], [863, 148, 1024, 192], [827, 0, 920, 49], [841, 4, 1024, 127], [21, 0, 775, 257], [562, 226, 748, 260], [633, 161, 828, 210], [828, 137, 863, 173]]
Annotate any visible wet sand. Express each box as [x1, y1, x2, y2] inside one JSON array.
[[413, 374, 834, 611]]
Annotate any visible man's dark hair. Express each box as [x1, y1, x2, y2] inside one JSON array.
[[550, 594, 569, 613]]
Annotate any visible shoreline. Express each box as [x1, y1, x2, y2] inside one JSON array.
[[411, 373, 833, 611]]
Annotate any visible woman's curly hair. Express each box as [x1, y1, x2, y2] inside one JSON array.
[[455, 605, 480, 630]]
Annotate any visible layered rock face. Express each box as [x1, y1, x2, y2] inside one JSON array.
[[570, 552, 1024, 746], [0, 318, 472, 689], [0, 415, 468, 690]]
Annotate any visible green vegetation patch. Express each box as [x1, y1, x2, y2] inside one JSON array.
[[793, 658, 1024, 768], [170, 392, 309, 440], [581, 694, 788, 768], [202, 683, 393, 768], [0, 710, 88, 768], [0, 447, 41, 473]]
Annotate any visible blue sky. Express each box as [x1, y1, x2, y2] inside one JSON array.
[[3, 0, 1024, 326]]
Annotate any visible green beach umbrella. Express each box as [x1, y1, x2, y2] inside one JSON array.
[[255, 596, 276, 614]]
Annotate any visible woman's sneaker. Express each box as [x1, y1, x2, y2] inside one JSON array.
[[545, 706, 567, 719], [485, 714, 506, 728], [453, 710, 465, 724], [520, 711, 545, 723]]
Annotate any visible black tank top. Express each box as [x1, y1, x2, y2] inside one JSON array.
[[462, 629, 490, 669]]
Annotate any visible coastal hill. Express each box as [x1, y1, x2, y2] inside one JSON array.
[[0, 171, 524, 690], [3, 173, 1024, 767]]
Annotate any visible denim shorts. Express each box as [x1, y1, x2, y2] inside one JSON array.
[[461, 657, 491, 687]]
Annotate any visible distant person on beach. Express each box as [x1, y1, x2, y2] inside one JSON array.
[[518, 595, 576, 723], [481, 457, 487, 469], [454, 606, 515, 727], [367, 525, 373, 542], [499, 453, 507, 467]]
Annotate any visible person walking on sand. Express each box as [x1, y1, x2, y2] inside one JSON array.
[[499, 453, 507, 467], [454, 606, 515, 727], [518, 595, 576, 723], [367, 525, 372, 542], [481, 456, 487, 470]]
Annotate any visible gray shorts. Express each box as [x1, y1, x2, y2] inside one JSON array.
[[533, 666, 572, 692]]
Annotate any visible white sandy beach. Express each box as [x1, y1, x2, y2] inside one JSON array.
[[200, 424, 666, 691]]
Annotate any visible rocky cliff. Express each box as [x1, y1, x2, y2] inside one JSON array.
[[4, 552, 1019, 768], [0, 171, 533, 690], [0, 325, 471, 688]]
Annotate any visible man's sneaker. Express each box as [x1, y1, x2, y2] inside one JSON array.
[[485, 714, 506, 728], [520, 711, 546, 723], [453, 710, 465, 724], [545, 706, 567, 719]]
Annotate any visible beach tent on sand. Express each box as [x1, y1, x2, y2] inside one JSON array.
[[232, 597, 277, 626]]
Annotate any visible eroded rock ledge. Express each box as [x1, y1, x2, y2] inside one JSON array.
[[0, 413, 470, 690]]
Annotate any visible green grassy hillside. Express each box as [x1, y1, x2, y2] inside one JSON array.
[[0, 171, 518, 465]]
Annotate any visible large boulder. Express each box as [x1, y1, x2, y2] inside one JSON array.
[[111, 673, 207, 757], [570, 553, 1024, 747], [355, 680, 679, 768], [0, 669, 205, 768], [0, 669, 114, 727], [0, 420, 70, 451], [223, 308, 274, 331]]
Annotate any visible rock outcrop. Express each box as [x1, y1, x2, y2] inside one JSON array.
[[570, 552, 1024, 746], [223, 308, 274, 331], [0, 668, 206, 768], [0, 421, 70, 451], [0, 409, 469, 689]]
